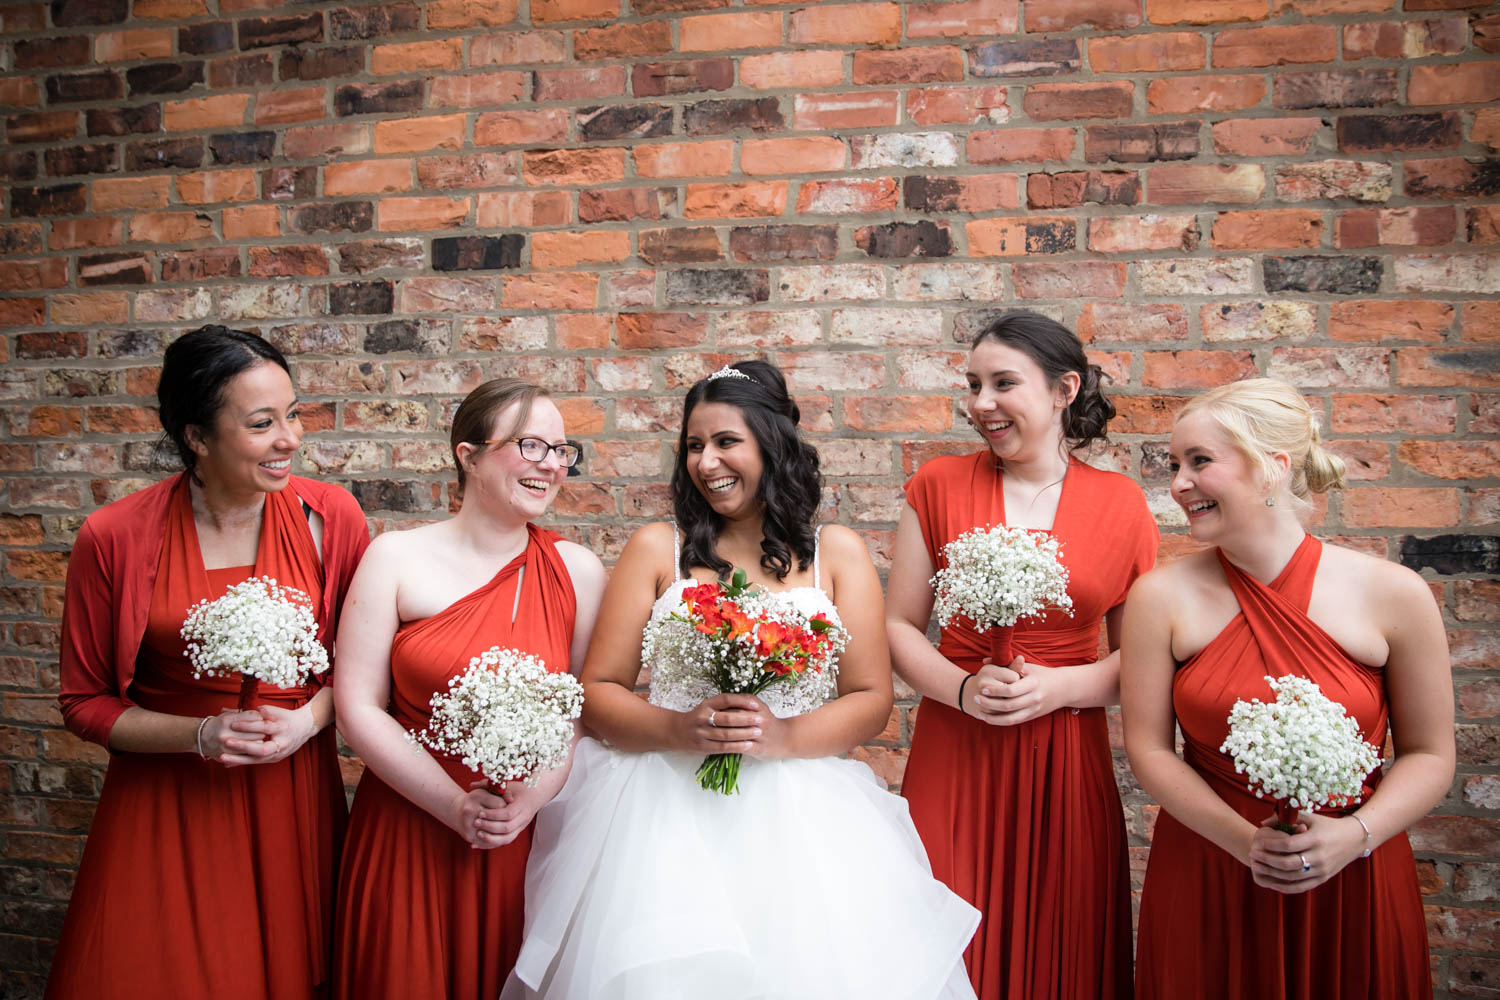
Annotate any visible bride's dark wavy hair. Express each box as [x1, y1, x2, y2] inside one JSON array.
[[671, 360, 821, 582]]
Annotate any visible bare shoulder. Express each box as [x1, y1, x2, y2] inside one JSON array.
[[816, 523, 872, 564], [555, 538, 605, 587], [624, 520, 677, 561], [1319, 542, 1433, 607], [1130, 547, 1218, 603]]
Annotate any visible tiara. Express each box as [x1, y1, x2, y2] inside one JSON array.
[[707, 365, 755, 383]]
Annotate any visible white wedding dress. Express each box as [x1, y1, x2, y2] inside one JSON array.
[[503, 533, 979, 1000]]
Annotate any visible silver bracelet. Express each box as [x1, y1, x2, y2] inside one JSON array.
[[1351, 812, 1372, 858], [195, 716, 211, 760]]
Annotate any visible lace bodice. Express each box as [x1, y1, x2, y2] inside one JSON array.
[[643, 578, 843, 718]]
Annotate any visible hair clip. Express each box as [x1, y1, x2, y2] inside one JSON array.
[[707, 365, 754, 383]]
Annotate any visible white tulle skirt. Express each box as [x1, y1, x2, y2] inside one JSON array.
[[503, 737, 980, 1000]]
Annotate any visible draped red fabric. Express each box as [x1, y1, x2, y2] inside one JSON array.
[[332, 524, 577, 1000], [901, 452, 1158, 999], [47, 480, 350, 1000], [1135, 535, 1429, 999]]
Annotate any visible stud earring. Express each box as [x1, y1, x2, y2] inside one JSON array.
[[1264, 497, 1276, 507]]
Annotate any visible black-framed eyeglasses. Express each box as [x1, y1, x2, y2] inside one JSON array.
[[483, 437, 581, 468]]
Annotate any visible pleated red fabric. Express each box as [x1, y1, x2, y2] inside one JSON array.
[[1135, 535, 1430, 999], [902, 452, 1158, 999], [332, 524, 577, 1000], [47, 480, 350, 1000]]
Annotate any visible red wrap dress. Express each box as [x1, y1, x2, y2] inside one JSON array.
[[1135, 535, 1430, 999], [332, 524, 577, 1000], [902, 452, 1158, 999]]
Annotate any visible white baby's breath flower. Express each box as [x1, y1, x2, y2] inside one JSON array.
[[1220, 674, 1381, 814], [930, 524, 1074, 632], [408, 646, 583, 788], [180, 575, 329, 689]]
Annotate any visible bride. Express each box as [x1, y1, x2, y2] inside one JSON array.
[[504, 360, 978, 999]]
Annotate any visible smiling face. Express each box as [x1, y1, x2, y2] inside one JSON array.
[[684, 401, 764, 523], [1169, 408, 1280, 541], [965, 339, 1074, 465], [188, 361, 301, 496], [462, 396, 568, 519]]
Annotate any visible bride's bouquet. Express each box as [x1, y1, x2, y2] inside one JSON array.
[[930, 524, 1074, 666], [407, 646, 584, 788], [180, 575, 330, 708], [1220, 674, 1382, 831], [644, 568, 848, 794]]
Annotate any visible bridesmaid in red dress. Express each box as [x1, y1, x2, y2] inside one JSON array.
[[331, 378, 604, 999], [48, 325, 370, 999], [1123, 378, 1452, 999], [886, 311, 1157, 999]]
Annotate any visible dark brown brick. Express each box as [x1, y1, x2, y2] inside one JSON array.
[[329, 280, 393, 315], [238, 14, 323, 50], [95, 329, 165, 357], [50, 0, 126, 26], [970, 38, 1079, 77], [44, 144, 116, 177], [330, 3, 421, 40], [1274, 69, 1398, 110], [17, 332, 86, 358], [855, 220, 953, 258], [578, 104, 672, 141], [9, 185, 85, 217], [632, 59, 733, 97], [124, 138, 202, 172], [347, 480, 440, 513], [279, 46, 365, 82], [334, 80, 424, 116], [160, 247, 239, 282], [1264, 255, 1381, 295], [78, 253, 151, 286], [125, 62, 203, 96], [179, 21, 234, 54], [729, 225, 839, 262], [291, 201, 375, 235], [639, 227, 722, 264], [1338, 112, 1462, 153], [45, 70, 123, 104], [1028, 170, 1140, 207], [1085, 122, 1199, 163], [209, 131, 275, 165], [664, 269, 769, 306], [0, 151, 39, 182], [431, 235, 524, 270], [209, 54, 274, 88], [6, 112, 78, 145], [338, 239, 422, 273], [0, 225, 43, 255], [1406, 158, 1500, 199], [15, 36, 89, 69], [86, 104, 161, 137], [261, 166, 316, 201], [684, 98, 784, 136]]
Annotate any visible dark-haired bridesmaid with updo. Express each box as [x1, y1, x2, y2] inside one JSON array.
[[48, 325, 369, 999], [886, 311, 1158, 999]]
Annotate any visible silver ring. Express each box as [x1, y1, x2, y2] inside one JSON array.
[[707, 711, 716, 728], [1299, 854, 1310, 873]]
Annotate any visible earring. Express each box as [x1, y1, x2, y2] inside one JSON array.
[[1264, 497, 1276, 507]]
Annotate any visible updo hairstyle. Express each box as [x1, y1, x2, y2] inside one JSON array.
[[971, 311, 1114, 449]]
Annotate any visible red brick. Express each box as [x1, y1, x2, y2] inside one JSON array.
[[1212, 24, 1337, 67], [1211, 210, 1323, 249], [1027, 0, 1140, 28], [789, 2, 900, 44], [1012, 261, 1125, 299], [128, 213, 213, 244], [1331, 394, 1455, 434], [175, 169, 256, 205], [95, 29, 173, 61], [1148, 74, 1266, 113], [1343, 18, 1466, 59], [370, 39, 461, 75], [1470, 205, 1500, 246], [555, 314, 611, 350], [573, 21, 671, 60], [844, 395, 951, 433], [968, 128, 1075, 163], [223, 205, 279, 239], [473, 110, 570, 148], [794, 92, 899, 130], [1399, 440, 1500, 479], [1078, 303, 1188, 343], [1464, 301, 1500, 342], [533, 67, 629, 101], [376, 196, 468, 232], [853, 47, 965, 86], [741, 137, 844, 176], [284, 123, 371, 160], [1405, 157, 1500, 200], [1454, 583, 1500, 624], [531, 0, 618, 21], [373, 115, 463, 155], [1149, 164, 1264, 204], [0, 297, 44, 326], [1409, 62, 1500, 105], [1023, 81, 1133, 121], [1089, 32, 1204, 72], [1399, 348, 1500, 388], [740, 51, 844, 90], [1111, 395, 1180, 434], [430, 72, 529, 109], [1335, 207, 1455, 248], [1212, 117, 1321, 156], [248, 245, 329, 278], [1342, 487, 1459, 528], [1027, 170, 1140, 207], [907, 85, 1009, 125], [906, 0, 1018, 37], [905, 175, 1016, 213], [477, 191, 570, 228], [578, 188, 661, 224], [679, 12, 782, 51], [522, 148, 626, 186], [1269, 346, 1388, 387], [426, 0, 518, 27], [531, 229, 629, 269], [0, 78, 41, 108], [1143, 350, 1257, 388], [967, 217, 1076, 256], [1147, 0, 1271, 23], [324, 159, 412, 197], [160, 95, 249, 131], [91, 176, 171, 212], [253, 87, 323, 125], [614, 313, 707, 350], [681, 182, 785, 219], [1329, 300, 1452, 342], [500, 273, 598, 311]]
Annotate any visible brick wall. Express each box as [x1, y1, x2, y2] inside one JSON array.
[[1, 0, 1497, 993]]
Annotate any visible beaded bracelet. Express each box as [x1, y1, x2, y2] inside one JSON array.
[[195, 716, 211, 760], [1351, 813, 1373, 858], [957, 674, 973, 717]]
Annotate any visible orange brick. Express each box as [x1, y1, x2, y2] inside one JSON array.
[[789, 2, 900, 44], [741, 137, 844, 176], [175, 169, 256, 205], [1144, 350, 1257, 388], [1463, 301, 1500, 342], [501, 272, 599, 310], [968, 128, 1075, 163], [1409, 62, 1500, 106], [163, 94, 250, 131], [1150, 164, 1264, 204], [430, 71, 529, 109], [50, 291, 128, 324], [1027, 0, 1141, 30], [1472, 109, 1500, 149], [906, 0, 1019, 36], [573, 21, 670, 60], [1089, 32, 1205, 72], [377, 196, 469, 232], [374, 115, 464, 155], [1329, 300, 1452, 342], [254, 87, 324, 125], [474, 110, 571, 147], [129, 212, 214, 244], [907, 85, 1008, 125], [1398, 349, 1500, 389], [132, 0, 207, 15], [633, 141, 733, 179], [1335, 206, 1455, 248], [1148, 74, 1266, 113], [740, 50, 844, 90], [371, 39, 462, 75], [684, 181, 788, 219], [531, 229, 630, 269], [1342, 487, 1459, 528], [1023, 81, 1133, 121], [680, 12, 782, 51], [91, 176, 170, 212], [531, 0, 618, 22], [1399, 440, 1500, 479], [284, 124, 371, 160], [223, 205, 279, 239], [324, 159, 412, 196], [426, 0, 518, 28], [1211, 209, 1323, 248], [50, 218, 122, 250], [844, 395, 951, 433], [523, 148, 626, 186], [1147, 0, 1270, 24], [95, 28, 172, 61], [0, 298, 45, 326], [1212, 117, 1322, 156], [556, 314, 611, 350], [1212, 24, 1338, 66]]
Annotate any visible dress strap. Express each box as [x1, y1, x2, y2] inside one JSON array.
[[813, 525, 823, 590], [671, 522, 682, 582]]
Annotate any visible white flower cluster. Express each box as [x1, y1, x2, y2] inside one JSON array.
[[408, 646, 583, 788], [1220, 674, 1382, 813], [180, 575, 329, 689], [643, 591, 846, 719], [930, 524, 1074, 631]]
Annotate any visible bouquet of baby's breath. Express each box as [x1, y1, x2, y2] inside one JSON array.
[[407, 647, 583, 788], [644, 568, 847, 794], [1220, 674, 1382, 831], [930, 524, 1073, 666], [180, 575, 329, 708]]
